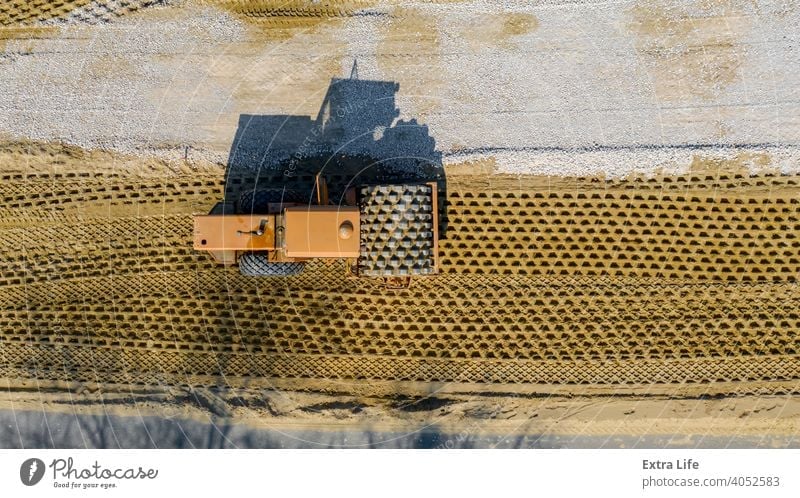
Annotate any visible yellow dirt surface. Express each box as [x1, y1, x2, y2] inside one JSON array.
[[0, 0, 91, 25], [0, 25, 58, 54], [1, 142, 798, 397], [0, 0, 159, 25], [206, 0, 374, 40]]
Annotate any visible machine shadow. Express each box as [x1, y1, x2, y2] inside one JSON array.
[[220, 75, 448, 236]]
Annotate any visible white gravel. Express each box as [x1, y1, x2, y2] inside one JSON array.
[[445, 145, 800, 177], [1, 3, 247, 164], [0, 0, 798, 177]]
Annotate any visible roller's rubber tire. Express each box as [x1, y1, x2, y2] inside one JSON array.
[[359, 184, 435, 277], [238, 253, 306, 277], [237, 188, 306, 214]]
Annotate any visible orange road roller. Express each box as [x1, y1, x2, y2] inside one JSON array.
[[193, 175, 439, 282]]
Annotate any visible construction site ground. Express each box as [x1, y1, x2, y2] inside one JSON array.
[[1, 141, 799, 447]]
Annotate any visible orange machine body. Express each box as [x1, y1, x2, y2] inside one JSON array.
[[193, 215, 276, 251], [284, 206, 360, 258], [193, 206, 360, 261]]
